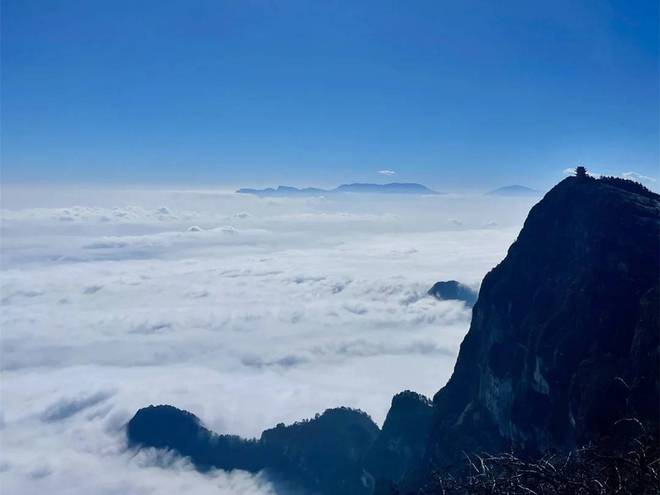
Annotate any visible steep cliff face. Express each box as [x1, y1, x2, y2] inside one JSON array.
[[413, 176, 659, 485]]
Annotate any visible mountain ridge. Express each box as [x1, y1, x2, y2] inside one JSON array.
[[237, 182, 439, 196], [127, 404, 379, 494]]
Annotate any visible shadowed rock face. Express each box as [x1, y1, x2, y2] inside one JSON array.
[[428, 280, 478, 307], [127, 405, 379, 495], [403, 176, 660, 490]]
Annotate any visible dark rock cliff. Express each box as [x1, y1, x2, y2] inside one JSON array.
[[396, 176, 660, 491]]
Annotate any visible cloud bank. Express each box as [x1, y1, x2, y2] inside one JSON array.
[[622, 171, 656, 183], [0, 185, 536, 494]]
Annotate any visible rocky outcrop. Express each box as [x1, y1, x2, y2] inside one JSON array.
[[127, 405, 379, 495], [365, 391, 434, 492], [428, 280, 478, 307]]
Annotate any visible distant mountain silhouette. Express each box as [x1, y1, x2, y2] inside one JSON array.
[[487, 185, 542, 196], [237, 182, 439, 196], [236, 186, 327, 196], [128, 175, 659, 495], [334, 183, 438, 194], [427, 280, 478, 307]]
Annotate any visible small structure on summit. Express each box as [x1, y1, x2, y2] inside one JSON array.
[[576, 166, 587, 179]]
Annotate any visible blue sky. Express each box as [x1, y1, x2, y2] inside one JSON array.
[[2, 0, 658, 189]]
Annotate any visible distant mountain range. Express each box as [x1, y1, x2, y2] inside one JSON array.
[[237, 183, 547, 197], [237, 183, 439, 196], [487, 184, 542, 196]]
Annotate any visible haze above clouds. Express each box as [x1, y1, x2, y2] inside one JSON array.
[[0, 186, 537, 494]]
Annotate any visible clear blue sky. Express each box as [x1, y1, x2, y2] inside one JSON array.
[[2, 0, 658, 189]]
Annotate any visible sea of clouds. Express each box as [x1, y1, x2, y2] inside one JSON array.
[[0, 184, 538, 494]]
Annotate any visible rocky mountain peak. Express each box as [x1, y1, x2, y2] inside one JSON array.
[[414, 176, 659, 488]]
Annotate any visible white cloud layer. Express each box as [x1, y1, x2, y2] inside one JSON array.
[[0, 184, 537, 494], [377, 170, 396, 176], [622, 171, 656, 183]]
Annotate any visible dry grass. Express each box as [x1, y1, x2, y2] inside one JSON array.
[[420, 431, 659, 494]]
